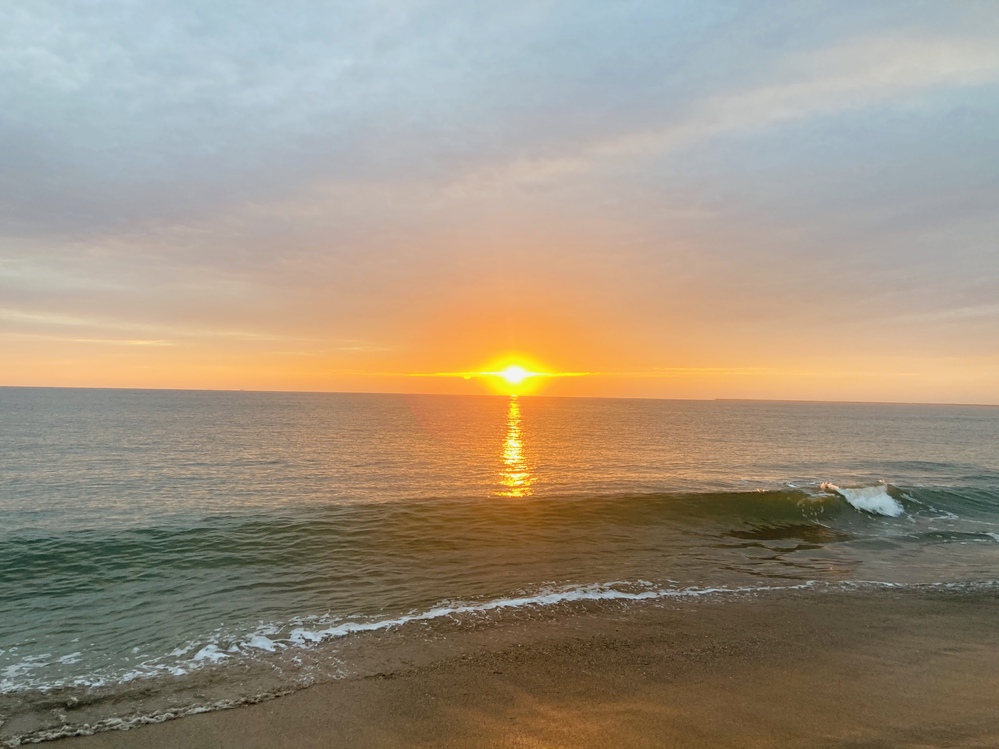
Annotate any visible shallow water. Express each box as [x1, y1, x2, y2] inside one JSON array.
[[1, 389, 997, 743]]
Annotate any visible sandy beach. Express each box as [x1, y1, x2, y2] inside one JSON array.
[[49, 587, 997, 749]]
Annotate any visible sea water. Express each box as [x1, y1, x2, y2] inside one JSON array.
[[1, 389, 997, 743]]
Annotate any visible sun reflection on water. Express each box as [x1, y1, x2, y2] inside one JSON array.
[[497, 395, 535, 497]]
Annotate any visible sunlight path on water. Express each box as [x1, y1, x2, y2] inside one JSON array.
[[497, 396, 534, 497]]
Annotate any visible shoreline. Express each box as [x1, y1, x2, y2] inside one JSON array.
[[42, 586, 999, 748]]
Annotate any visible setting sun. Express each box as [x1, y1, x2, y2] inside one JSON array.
[[497, 365, 532, 386], [408, 357, 588, 394], [481, 362, 548, 394]]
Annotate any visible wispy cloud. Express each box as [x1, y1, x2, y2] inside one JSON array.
[[0, 332, 176, 347], [457, 33, 999, 189], [891, 303, 999, 325], [0, 307, 385, 351]]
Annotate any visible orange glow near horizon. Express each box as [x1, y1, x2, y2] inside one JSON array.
[[408, 356, 590, 395], [4, 334, 997, 404]]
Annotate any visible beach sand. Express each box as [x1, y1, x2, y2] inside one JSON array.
[[54, 588, 998, 748]]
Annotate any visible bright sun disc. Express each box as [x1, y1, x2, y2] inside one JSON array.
[[499, 365, 531, 386]]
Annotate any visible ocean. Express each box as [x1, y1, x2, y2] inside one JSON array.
[[2, 388, 997, 744]]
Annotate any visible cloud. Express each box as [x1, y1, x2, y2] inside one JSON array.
[[455, 33, 999, 190], [1, 2, 997, 399], [7, 2, 994, 235]]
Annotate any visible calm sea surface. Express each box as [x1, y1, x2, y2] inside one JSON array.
[[2, 388, 998, 742]]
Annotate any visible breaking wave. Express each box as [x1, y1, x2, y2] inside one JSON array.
[[820, 483, 905, 517]]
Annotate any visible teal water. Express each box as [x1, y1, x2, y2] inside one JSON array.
[[1, 389, 998, 742]]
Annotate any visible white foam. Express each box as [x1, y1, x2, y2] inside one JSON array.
[[3, 582, 792, 695], [17, 580, 999, 748], [193, 644, 228, 663], [283, 581, 814, 647], [244, 635, 277, 652], [17, 575, 999, 700], [821, 483, 904, 517], [1, 654, 53, 692]]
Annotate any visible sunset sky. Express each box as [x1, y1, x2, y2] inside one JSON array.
[[2, 1, 997, 402]]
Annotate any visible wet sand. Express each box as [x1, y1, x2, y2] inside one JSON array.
[[56, 588, 998, 748]]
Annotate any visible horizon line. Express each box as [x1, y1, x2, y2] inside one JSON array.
[[0, 384, 996, 408]]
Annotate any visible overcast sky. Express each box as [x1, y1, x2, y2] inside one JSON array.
[[2, 1, 997, 401]]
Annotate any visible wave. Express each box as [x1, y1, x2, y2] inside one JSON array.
[[0, 579, 968, 691], [820, 483, 904, 517], [7, 571, 998, 696], [1, 482, 981, 599], [3, 578, 997, 749], [282, 581, 812, 647], [3, 481, 994, 724], [0, 581, 807, 694]]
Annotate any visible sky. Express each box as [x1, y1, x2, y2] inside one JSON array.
[[1, 1, 997, 402]]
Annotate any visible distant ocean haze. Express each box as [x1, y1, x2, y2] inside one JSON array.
[[1, 389, 997, 743]]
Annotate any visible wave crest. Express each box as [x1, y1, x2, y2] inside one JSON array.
[[821, 483, 904, 517]]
